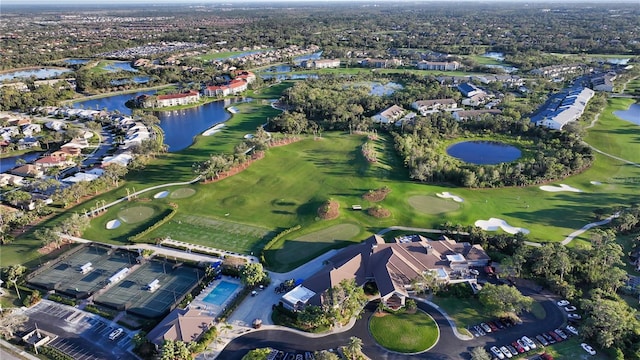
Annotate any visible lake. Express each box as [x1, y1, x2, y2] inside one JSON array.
[[447, 141, 522, 165], [72, 92, 240, 152], [110, 76, 151, 86], [1, 152, 43, 173], [103, 62, 138, 72], [614, 103, 640, 126], [0, 68, 72, 81], [64, 59, 90, 65]]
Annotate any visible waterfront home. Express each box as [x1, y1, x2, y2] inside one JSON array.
[[372, 105, 407, 124], [137, 90, 201, 108]]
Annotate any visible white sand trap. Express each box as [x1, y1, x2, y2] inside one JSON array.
[[244, 134, 254, 139], [106, 219, 121, 230], [590, 181, 602, 185], [154, 191, 169, 199], [539, 184, 582, 193], [202, 124, 225, 136], [435, 191, 464, 203], [475, 218, 530, 235]]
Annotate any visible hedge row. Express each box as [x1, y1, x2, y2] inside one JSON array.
[[35, 346, 74, 360], [128, 208, 177, 242], [48, 294, 77, 307], [260, 225, 301, 266], [84, 304, 115, 320]]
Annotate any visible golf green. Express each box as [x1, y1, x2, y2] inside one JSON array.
[[170, 188, 196, 199], [118, 206, 155, 224], [407, 195, 461, 214]]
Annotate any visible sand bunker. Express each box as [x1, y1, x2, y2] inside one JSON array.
[[202, 124, 225, 136], [106, 219, 121, 230], [475, 218, 530, 235], [590, 181, 602, 185], [154, 191, 169, 199], [539, 184, 582, 193], [435, 192, 464, 202]]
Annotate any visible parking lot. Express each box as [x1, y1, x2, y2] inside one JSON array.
[[23, 300, 136, 360]]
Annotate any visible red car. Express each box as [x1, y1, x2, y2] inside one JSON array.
[[512, 341, 525, 353], [541, 353, 554, 360], [549, 330, 563, 342]]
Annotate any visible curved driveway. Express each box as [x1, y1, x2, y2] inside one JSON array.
[[218, 283, 564, 360]]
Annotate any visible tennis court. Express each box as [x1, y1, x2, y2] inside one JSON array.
[[28, 245, 137, 298], [94, 260, 203, 318]]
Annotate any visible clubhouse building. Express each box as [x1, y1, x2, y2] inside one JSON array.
[[281, 234, 490, 311]]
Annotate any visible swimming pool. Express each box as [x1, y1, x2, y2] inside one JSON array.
[[202, 281, 240, 306]]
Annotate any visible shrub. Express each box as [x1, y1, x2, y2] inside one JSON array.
[[128, 208, 177, 242]]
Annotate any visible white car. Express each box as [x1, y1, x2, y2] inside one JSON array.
[[108, 328, 123, 340], [567, 313, 582, 320], [566, 325, 579, 335], [490, 346, 505, 360], [517, 339, 530, 352], [521, 336, 536, 349], [555, 328, 568, 340], [564, 305, 577, 312], [469, 269, 480, 276], [581, 343, 596, 356], [500, 346, 513, 358], [557, 299, 570, 306]]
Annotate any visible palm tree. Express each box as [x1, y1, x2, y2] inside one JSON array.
[[346, 336, 363, 360]]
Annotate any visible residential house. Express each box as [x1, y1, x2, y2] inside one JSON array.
[[146, 308, 215, 349], [138, 90, 201, 108], [531, 86, 594, 130], [16, 138, 40, 150], [372, 105, 407, 124], [282, 234, 490, 311], [11, 164, 44, 178], [411, 98, 458, 115], [35, 155, 75, 169], [204, 79, 247, 97], [360, 58, 402, 68], [233, 71, 256, 84], [591, 72, 616, 92], [530, 64, 589, 78], [457, 82, 484, 98], [0, 173, 24, 187], [416, 60, 460, 71], [453, 109, 502, 121], [301, 59, 341, 69], [21, 124, 42, 137], [101, 151, 133, 167]]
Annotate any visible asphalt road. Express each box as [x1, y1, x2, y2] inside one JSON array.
[[219, 283, 565, 360]]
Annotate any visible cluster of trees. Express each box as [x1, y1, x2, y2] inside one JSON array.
[[499, 225, 640, 358], [0, 83, 75, 112], [243, 337, 364, 360], [240, 263, 270, 288], [393, 114, 593, 188], [296, 279, 367, 332]]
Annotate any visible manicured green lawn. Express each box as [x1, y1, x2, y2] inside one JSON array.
[[431, 296, 494, 328], [544, 337, 609, 360], [369, 311, 439, 353]]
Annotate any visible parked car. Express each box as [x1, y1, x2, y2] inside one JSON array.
[[512, 341, 525, 353], [536, 334, 549, 346], [470, 327, 480, 337], [566, 325, 579, 335], [581, 343, 596, 356], [490, 346, 505, 360], [488, 321, 499, 332], [542, 332, 556, 344], [522, 336, 536, 349], [481, 322, 492, 333], [564, 305, 577, 312], [108, 328, 123, 340], [500, 346, 513, 358], [541, 353, 554, 360], [549, 330, 563, 342], [495, 319, 508, 329], [506, 345, 518, 357], [474, 325, 486, 336], [557, 300, 570, 306], [567, 313, 582, 320], [469, 269, 480, 276], [555, 329, 568, 340], [517, 339, 530, 352]]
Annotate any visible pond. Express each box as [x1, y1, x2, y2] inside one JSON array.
[[1, 152, 43, 173], [483, 52, 505, 61], [614, 103, 640, 126], [72, 92, 243, 152], [447, 141, 522, 165], [64, 59, 90, 65], [0, 67, 72, 81], [102, 62, 138, 72], [110, 76, 151, 86]]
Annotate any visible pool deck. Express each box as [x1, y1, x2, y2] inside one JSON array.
[[190, 277, 243, 318]]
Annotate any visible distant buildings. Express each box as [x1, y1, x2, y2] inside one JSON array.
[[531, 86, 595, 130], [300, 59, 341, 69], [453, 109, 502, 121], [416, 60, 460, 71], [359, 58, 402, 68], [137, 90, 200, 108], [591, 72, 616, 92], [411, 98, 458, 115], [457, 83, 488, 106], [530, 64, 590, 79], [372, 105, 407, 124]]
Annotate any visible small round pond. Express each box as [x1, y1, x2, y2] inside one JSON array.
[[447, 141, 521, 165]]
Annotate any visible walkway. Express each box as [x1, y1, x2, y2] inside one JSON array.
[[560, 212, 620, 245]]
